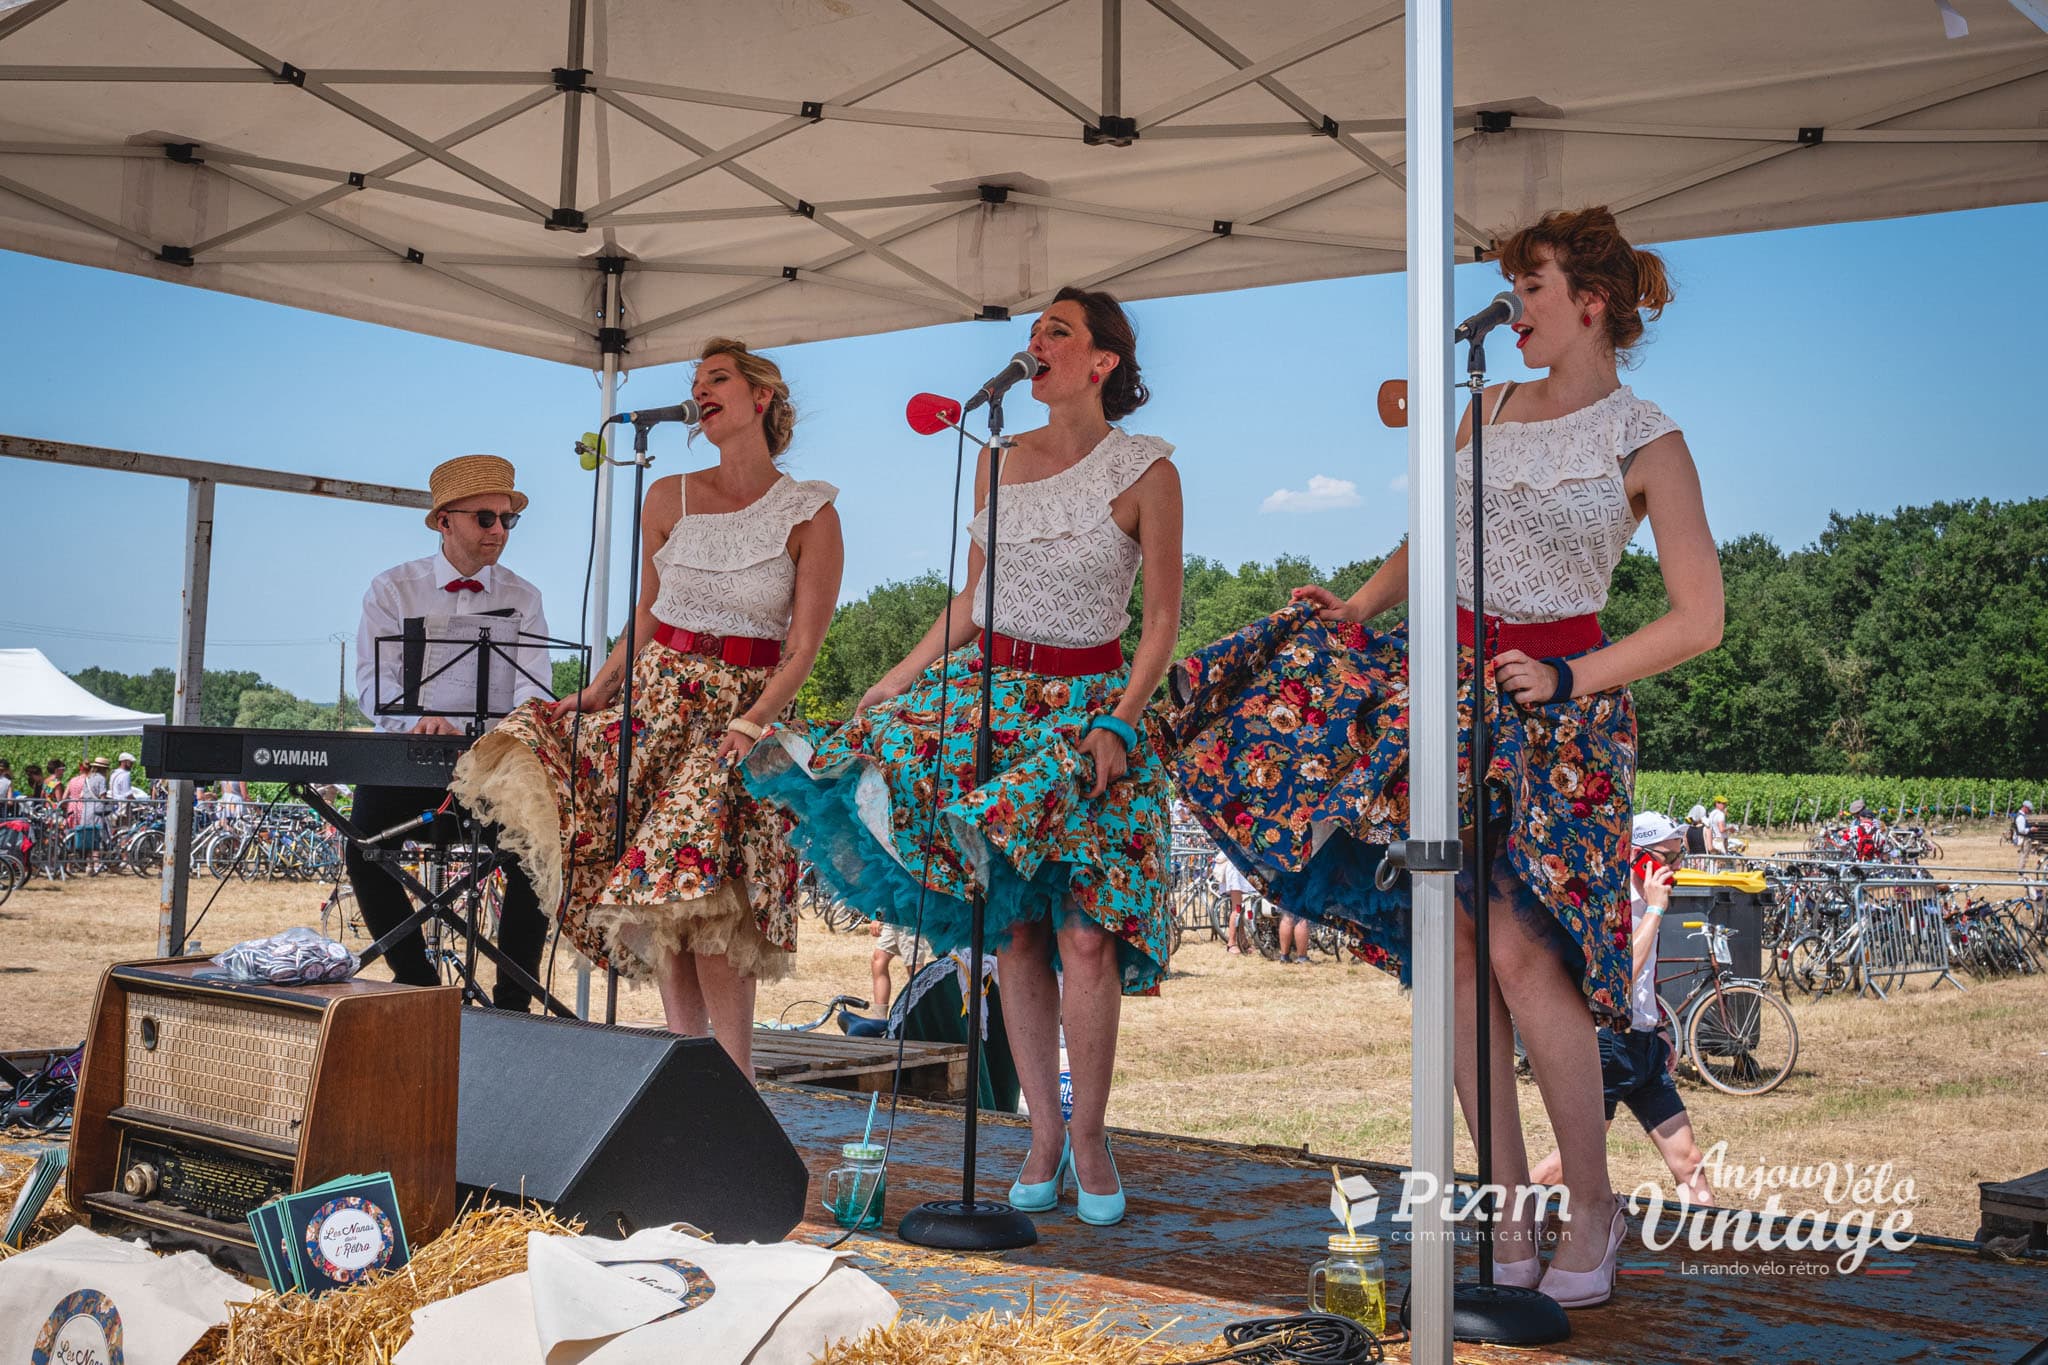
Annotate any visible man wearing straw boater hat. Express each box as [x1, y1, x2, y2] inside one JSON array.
[[347, 455, 552, 1010]]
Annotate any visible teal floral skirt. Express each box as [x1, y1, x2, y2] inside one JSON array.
[[743, 646, 1173, 995], [1168, 602, 1635, 1018]]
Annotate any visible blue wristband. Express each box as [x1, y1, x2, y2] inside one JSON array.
[[1087, 714, 1141, 751], [1541, 656, 1575, 705]]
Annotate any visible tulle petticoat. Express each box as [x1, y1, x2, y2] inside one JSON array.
[[743, 647, 1173, 995], [450, 642, 798, 983]]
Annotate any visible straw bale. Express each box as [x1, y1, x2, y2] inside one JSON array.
[[207, 1202, 580, 1365], [816, 1300, 1227, 1365]]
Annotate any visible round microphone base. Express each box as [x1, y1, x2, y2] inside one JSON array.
[[897, 1198, 1038, 1251]]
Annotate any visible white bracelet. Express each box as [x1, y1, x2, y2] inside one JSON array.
[[1641, 904, 1664, 918], [725, 718, 766, 741]]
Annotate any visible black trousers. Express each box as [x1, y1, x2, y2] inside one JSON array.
[[342, 782, 549, 1011]]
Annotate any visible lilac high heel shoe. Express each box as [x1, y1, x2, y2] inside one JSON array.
[[1491, 1214, 1544, 1290], [1537, 1198, 1627, 1308]]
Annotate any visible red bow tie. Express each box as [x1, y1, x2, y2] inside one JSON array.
[[444, 578, 484, 593]]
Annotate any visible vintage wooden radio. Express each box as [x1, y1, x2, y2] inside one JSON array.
[[68, 957, 459, 1271]]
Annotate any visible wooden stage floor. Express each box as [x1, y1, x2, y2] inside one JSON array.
[[10, 1086, 2042, 1364], [767, 1085, 2048, 1365]]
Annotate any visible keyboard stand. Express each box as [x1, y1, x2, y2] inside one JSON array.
[[296, 781, 576, 1018]]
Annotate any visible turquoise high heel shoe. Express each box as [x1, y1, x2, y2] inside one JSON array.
[[1008, 1135, 1070, 1213], [1073, 1136, 1125, 1227]]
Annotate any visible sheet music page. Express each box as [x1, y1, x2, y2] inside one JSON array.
[[411, 610, 537, 720]]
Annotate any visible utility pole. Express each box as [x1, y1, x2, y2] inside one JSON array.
[[331, 633, 349, 729]]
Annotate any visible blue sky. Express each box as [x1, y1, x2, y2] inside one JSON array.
[[2, 202, 2041, 702]]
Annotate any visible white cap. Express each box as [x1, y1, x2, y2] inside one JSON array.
[[1633, 811, 1684, 847], [117, 752, 135, 763], [1687, 804, 1707, 823]]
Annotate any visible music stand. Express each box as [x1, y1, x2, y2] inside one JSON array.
[[297, 623, 586, 1016]]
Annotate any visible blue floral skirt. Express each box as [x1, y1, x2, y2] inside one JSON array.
[[1167, 602, 1634, 1017], [742, 647, 1174, 995]]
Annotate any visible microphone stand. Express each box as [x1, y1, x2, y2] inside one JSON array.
[[1449, 328, 1569, 1344], [602, 416, 659, 1026], [898, 388, 1038, 1252]]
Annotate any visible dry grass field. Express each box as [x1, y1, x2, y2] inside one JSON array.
[[2, 826, 2041, 1239]]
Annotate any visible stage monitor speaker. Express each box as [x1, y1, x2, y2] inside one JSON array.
[[456, 1010, 807, 1243]]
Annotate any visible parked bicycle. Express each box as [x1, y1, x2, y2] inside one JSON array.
[[1656, 920, 1799, 1096]]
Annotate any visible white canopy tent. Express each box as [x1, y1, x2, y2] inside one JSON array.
[[5, 1, 2046, 1352], [0, 647, 164, 734], [1, 0, 2044, 364]]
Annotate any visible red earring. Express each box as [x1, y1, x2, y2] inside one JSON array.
[[1088, 372, 1101, 384], [755, 402, 765, 414], [1581, 312, 1592, 327]]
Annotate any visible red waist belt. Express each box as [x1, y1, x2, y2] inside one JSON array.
[[982, 631, 1125, 677], [1456, 607, 1603, 660], [653, 623, 782, 668]]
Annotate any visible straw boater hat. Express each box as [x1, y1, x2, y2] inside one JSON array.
[[425, 454, 528, 530]]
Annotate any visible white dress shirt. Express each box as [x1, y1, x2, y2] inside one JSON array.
[[108, 768, 134, 801], [356, 552, 552, 734]]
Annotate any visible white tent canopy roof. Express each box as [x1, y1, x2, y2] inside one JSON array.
[[2, 0, 2044, 369], [0, 647, 164, 734]]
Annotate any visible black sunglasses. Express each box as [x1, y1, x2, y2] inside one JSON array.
[[444, 509, 521, 529]]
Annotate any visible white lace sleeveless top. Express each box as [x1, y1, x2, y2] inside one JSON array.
[[967, 428, 1173, 647], [1455, 384, 1678, 623], [651, 474, 837, 639]]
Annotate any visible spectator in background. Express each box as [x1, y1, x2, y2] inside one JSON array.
[[21, 764, 43, 813], [1532, 811, 1713, 1206], [108, 753, 138, 802], [0, 759, 13, 811], [869, 920, 928, 1011], [1276, 907, 1313, 965], [2013, 799, 2034, 849], [42, 760, 65, 801], [1705, 796, 1729, 854], [64, 760, 107, 870], [1212, 850, 1257, 956], [1684, 804, 1709, 856], [217, 778, 250, 826]]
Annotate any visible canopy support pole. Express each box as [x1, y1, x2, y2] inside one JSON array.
[[156, 476, 213, 957], [576, 264, 622, 1021], [1406, 0, 1456, 1357]]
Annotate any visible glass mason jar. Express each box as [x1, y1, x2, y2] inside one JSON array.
[[822, 1142, 887, 1230], [1309, 1232, 1386, 1335]]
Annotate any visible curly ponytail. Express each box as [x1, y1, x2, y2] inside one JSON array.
[[1496, 206, 1674, 359]]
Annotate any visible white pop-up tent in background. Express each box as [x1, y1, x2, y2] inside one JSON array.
[[0, 647, 163, 735], [4, 2, 2047, 1353]]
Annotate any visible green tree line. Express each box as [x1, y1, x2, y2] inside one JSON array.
[[798, 496, 2048, 779], [35, 496, 2045, 784]]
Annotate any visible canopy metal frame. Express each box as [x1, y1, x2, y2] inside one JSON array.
[[4, 0, 2042, 367]]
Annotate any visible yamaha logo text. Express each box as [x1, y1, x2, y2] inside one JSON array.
[[252, 747, 329, 767]]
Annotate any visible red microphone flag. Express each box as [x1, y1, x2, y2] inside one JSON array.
[[906, 392, 961, 436]]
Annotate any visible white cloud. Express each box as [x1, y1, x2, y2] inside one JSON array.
[[1260, 474, 1363, 514], [1388, 472, 1409, 493]]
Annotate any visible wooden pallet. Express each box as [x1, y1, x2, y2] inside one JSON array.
[[750, 1029, 968, 1098], [1979, 1166, 2048, 1249]]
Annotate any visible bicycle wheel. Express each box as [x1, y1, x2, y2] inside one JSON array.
[[0, 852, 19, 905], [1778, 934, 1841, 999], [1251, 913, 1282, 961], [1688, 981, 1798, 1096]]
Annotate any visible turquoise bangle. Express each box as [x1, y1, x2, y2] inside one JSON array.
[[1087, 714, 1141, 751]]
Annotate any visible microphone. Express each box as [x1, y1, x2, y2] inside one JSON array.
[[608, 399, 701, 427], [962, 351, 1046, 414], [1454, 290, 1522, 343], [906, 393, 962, 436]]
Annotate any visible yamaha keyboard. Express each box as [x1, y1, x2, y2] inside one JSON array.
[[141, 725, 472, 788]]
